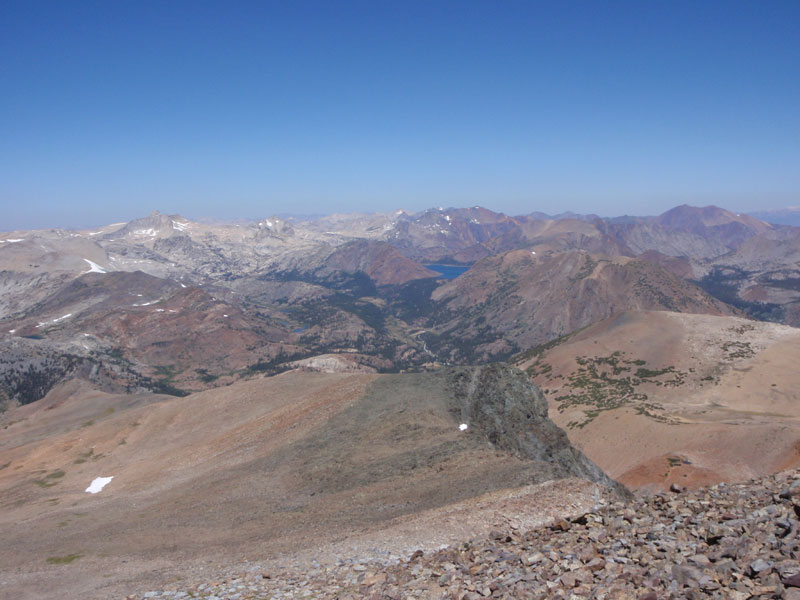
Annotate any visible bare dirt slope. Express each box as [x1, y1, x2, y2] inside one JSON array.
[[515, 310, 800, 491], [0, 366, 620, 599]]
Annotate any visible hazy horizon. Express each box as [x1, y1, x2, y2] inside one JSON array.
[[2, 201, 796, 233], [2, 1, 798, 230]]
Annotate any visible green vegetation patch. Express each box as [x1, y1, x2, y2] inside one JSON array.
[[145, 364, 190, 396], [153, 364, 178, 378], [526, 361, 553, 378], [514, 325, 591, 366], [547, 351, 685, 429], [74, 449, 103, 464], [33, 469, 66, 487], [46, 553, 81, 565], [570, 254, 598, 281], [195, 368, 219, 383], [722, 340, 755, 360]]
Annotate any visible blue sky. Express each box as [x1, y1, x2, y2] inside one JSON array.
[[1, 1, 798, 229]]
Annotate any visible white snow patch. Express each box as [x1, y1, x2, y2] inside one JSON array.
[[459, 423, 468, 431], [85, 476, 113, 494], [8, 329, 15, 334], [531, 251, 536, 255], [83, 259, 106, 274], [171, 220, 189, 231], [445, 215, 451, 222], [136, 294, 143, 297], [133, 300, 156, 306], [223, 314, 229, 317], [2, 238, 24, 243], [36, 313, 73, 328], [180, 283, 186, 288], [155, 308, 165, 312], [133, 228, 157, 237]]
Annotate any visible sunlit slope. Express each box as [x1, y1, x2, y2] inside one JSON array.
[[515, 310, 800, 490], [0, 365, 620, 598]]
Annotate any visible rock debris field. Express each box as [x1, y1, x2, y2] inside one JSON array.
[[129, 469, 800, 600]]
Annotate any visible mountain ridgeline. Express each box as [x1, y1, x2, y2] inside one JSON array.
[[0, 203, 798, 404]]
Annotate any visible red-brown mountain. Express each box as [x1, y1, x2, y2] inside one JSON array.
[[1, 271, 296, 391], [655, 204, 772, 239], [286, 239, 437, 287], [425, 249, 737, 362]]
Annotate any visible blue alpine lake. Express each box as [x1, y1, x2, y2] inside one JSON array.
[[424, 264, 471, 279]]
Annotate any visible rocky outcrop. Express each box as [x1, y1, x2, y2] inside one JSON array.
[[130, 469, 800, 599], [446, 363, 629, 499]]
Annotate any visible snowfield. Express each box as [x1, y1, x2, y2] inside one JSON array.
[[85, 476, 114, 494]]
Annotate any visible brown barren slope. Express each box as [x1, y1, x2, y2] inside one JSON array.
[[0, 366, 620, 599], [515, 310, 800, 491]]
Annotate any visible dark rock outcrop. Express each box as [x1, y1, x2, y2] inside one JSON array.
[[446, 363, 630, 499]]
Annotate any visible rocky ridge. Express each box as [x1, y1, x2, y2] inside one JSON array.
[[128, 469, 800, 600]]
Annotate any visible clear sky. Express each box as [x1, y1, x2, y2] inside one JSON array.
[[1, 0, 799, 230]]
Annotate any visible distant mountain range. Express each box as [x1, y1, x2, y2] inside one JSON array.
[[1, 203, 798, 403], [748, 206, 800, 227]]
